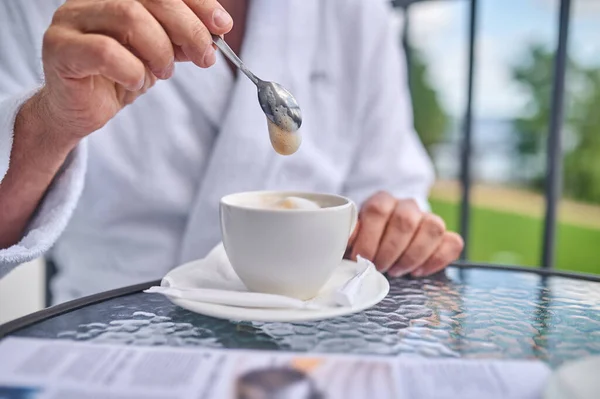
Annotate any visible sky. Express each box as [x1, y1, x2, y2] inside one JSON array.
[[400, 0, 600, 119]]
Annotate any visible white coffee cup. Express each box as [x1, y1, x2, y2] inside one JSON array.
[[220, 191, 358, 300]]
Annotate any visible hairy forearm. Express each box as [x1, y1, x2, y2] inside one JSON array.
[[0, 90, 78, 248]]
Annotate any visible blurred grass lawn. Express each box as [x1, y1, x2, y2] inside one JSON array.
[[431, 198, 600, 275]]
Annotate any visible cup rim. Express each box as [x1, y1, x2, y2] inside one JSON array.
[[220, 190, 354, 213]]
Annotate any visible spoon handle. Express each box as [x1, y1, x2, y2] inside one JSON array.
[[212, 35, 259, 85]]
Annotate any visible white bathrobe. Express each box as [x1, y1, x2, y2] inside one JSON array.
[[0, 0, 434, 303]]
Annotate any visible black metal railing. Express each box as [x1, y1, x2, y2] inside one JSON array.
[[542, 0, 571, 269], [393, 0, 572, 269]]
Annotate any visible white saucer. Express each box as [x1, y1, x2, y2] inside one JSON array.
[[162, 259, 390, 323]]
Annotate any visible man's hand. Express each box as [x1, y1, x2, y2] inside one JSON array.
[[0, 0, 233, 248], [348, 192, 464, 278], [40, 0, 233, 140]]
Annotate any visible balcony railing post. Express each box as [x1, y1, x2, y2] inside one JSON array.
[[459, 0, 478, 260], [541, 0, 572, 269], [402, 5, 412, 90]]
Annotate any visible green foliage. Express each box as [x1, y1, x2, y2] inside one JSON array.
[[563, 69, 600, 203], [512, 44, 555, 157], [431, 198, 600, 274], [407, 46, 449, 154], [512, 44, 600, 203]]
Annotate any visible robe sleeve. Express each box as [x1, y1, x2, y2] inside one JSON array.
[[342, 1, 435, 211], [0, 1, 87, 278]]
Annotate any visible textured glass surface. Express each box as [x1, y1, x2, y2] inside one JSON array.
[[10, 268, 600, 368]]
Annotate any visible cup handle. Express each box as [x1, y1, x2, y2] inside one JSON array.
[[349, 201, 358, 238]]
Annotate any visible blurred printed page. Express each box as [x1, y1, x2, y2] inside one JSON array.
[[0, 337, 549, 399]]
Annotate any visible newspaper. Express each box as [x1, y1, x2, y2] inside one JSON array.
[[0, 337, 550, 399]]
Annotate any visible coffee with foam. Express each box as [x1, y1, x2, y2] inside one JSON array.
[[271, 196, 321, 210], [245, 195, 321, 210]]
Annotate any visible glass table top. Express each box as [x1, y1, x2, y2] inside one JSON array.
[[7, 267, 600, 369]]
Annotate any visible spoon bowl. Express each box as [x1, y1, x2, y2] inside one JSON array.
[[212, 35, 303, 133], [256, 80, 302, 132]]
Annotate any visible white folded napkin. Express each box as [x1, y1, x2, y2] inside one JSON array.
[[144, 243, 374, 310]]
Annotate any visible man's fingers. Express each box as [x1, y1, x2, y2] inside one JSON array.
[[52, 0, 229, 70], [118, 66, 158, 105], [174, 45, 191, 62], [388, 213, 446, 277], [351, 192, 396, 263], [53, 0, 174, 79], [347, 192, 458, 278], [44, 27, 146, 91], [373, 199, 421, 273], [412, 232, 464, 277], [184, 0, 233, 34], [139, 0, 220, 68]]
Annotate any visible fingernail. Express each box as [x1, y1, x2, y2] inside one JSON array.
[[155, 63, 174, 80], [213, 8, 232, 29], [135, 77, 145, 91], [203, 46, 216, 66], [163, 63, 174, 79], [389, 269, 407, 278], [412, 268, 425, 278]]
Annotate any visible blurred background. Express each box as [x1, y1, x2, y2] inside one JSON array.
[[2, 0, 599, 323], [392, 0, 600, 274]]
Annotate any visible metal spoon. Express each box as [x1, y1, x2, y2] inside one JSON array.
[[212, 35, 302, 132]]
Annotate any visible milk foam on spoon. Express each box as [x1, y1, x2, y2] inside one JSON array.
[[268, 119, 302, 155]]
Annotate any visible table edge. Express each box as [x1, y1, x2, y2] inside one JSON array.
[[0, 279, 159, 339], [1, 263, 599, 338], [453, 262, 600, 282]]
